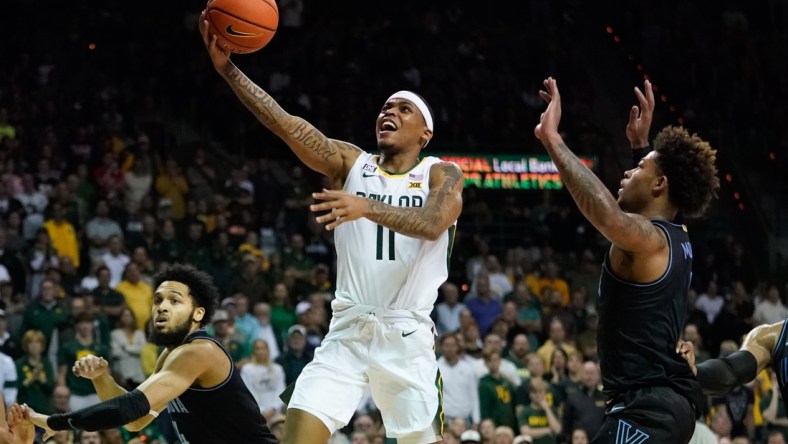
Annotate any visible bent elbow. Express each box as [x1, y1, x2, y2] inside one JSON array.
[[124, 424, 143, 433]]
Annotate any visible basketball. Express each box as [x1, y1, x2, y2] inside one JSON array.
[[205, 0, 278, 54]]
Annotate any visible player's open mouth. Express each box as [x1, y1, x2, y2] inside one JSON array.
[[155, 317, 168, 327], [380, 120, 397, 134]]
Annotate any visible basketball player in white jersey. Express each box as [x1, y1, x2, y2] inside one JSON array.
[[201, 17, 464, 444]]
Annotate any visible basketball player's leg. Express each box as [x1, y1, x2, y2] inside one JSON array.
[[369, 321, 444, 444], [283, 408, 331, 444], [285, 337, 369, 444]]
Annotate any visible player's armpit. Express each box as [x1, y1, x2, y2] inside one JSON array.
[[602, 212, 668, 254], [136, 341, 217, 414]]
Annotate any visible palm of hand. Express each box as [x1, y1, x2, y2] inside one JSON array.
[[626, 123, 641, 142]]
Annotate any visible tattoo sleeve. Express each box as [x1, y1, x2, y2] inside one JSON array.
[[366, 163, 463, 240], [223, 63, 288, 128], [221, 63, 359, 177], [544, 141, 665, 250]]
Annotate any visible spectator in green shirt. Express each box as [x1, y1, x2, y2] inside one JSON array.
[[20, 279, 70, 348], [16, 330, 55, 414], [57, 312, 110, 411], [517, 378, 561, 444], [479, 348, 517, 430]]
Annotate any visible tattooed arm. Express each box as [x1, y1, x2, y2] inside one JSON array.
[[534, 77, 666, 254], [199, 17, 360, 183], [311, 162, 464, 240]]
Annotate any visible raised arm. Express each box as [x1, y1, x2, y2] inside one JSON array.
[[199, 16, 361, 184], [534, 77, 665, 254], [310, 162, 464, 240]]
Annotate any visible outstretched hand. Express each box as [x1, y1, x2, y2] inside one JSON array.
[[625, 80, 655, 148], [198, 12, 231, 72], [534, 77, 563, 144], [311, 189, 370, 231], [7, 404, 35, 444], [14, 404, 52, 442], [676, 340, 697, 376]]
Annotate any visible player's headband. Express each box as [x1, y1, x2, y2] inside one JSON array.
[[386, 91, 434, 132]]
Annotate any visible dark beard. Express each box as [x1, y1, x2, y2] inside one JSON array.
[[149, 315, 194, 347]]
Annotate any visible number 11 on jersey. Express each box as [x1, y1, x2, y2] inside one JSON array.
[[376, 225, 395, 260]]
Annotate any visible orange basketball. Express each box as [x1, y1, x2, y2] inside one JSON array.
[[205, 0, 278, 54]]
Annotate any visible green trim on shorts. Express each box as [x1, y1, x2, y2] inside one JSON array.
[[446, 225, 457, 269], [279, 381, 296, 405], [435, 369, 444, 435]]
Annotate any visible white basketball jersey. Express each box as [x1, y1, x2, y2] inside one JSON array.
[[333, 152, 457, 318]]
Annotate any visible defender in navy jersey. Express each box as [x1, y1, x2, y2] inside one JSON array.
[[678, 317, 788, 415], [20, 264, 277, 444], [535, 77, 719, 443]]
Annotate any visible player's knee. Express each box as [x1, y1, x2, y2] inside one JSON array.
[[282, 408, 332, 444]]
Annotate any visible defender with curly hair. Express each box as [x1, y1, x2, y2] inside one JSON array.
[[534, 77, 719, 444], [20, 263, 278, 443]]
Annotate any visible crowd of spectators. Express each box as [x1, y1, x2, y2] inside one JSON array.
[[0, 0, 785, 443]]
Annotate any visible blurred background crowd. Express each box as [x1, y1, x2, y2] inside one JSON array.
[[0, 0, 787, 443]]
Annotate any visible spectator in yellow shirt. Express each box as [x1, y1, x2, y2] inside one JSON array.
[[536, 260, 569, 306], [155, 159, 189, 220], [42, 202, 80, 267], [115, 262, 153, 331]]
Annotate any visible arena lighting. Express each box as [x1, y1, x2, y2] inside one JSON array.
[[88, 43, 96, 50], [726, 174, 733, 182], [770, 152, 776, 160], [606, 26, 614, 34], [739, 203, 745, 210], [734, 192, 740, 200]]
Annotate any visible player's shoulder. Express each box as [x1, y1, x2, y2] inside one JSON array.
[[167, 338, 224, 364], [428, 159, 463, 178]]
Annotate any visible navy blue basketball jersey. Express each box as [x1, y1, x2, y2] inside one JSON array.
[[597, 220, 703, 413], [771, 319, 788, 413], [165, 328, 277, 443]]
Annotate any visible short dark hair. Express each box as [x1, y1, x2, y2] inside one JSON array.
[[653, 126, 720, 219], [153, 264, 219, 326]]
